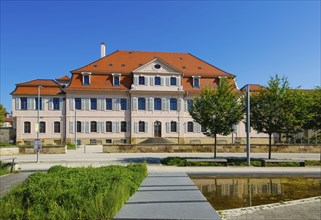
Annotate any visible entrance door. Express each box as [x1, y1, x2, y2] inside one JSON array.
[[154, 121, 162, 137]]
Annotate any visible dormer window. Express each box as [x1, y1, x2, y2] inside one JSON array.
[[139, 76, 145, 85], [193, 76, 201, 88], [81, 72, 91, 86], [112, 73, 121, 87]]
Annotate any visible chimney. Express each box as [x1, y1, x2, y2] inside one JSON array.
[[100, 42, 106, 58]]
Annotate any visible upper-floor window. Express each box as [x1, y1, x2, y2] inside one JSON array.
[[170, 98, 177, 110], [139, 121, 145, 132], [53, 98, 60, 110], [54, 121, 60, 133], [77, 121, 81, 132], [187, 121, 194, 132], [40, 121, 46, 133], [139, 76, 145, 85], [90, 121, 97, 132], [138, 98, 146, 110], [193, 77, 200, 88], [120, 99, 127, 110], [91, 98, 97, 110], [35, 97, 43, 110], [106, 121, 112, 132], [75, 98, 81, 110], [187, 99, 193, 111], [24, 121, 31, 133], [106, 98, 112, 110], [121, 121, 127, 132], [83, 75, 90, 86], [170, 77, 177, 86], [20, 97, 27, 110], [155, 76, 161, 85], [154, 98, 161, 110], [171, 121, 177, 132], [113, 75, 120, 87]]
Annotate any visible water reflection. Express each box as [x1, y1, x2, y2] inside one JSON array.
[[191, 177, 321, 210]]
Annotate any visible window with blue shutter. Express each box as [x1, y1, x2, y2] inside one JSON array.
[[155, 77, 161, 85], [35, 98, 43, 110], [75, 98, 81, 110], [53, 98, 60, 110], [154, 98, 161, 110], [106, 98, 112, 110], [20, 97, 27, 110], [91, 98, 97, 110], [138, 98, 146, 110], [170, 98, 177, 110], [170, 77, 177, 86], [187, 99, 193, 111], [113, 75, 120, 86], [83, 75, 90, 85], [120, 98, 127, 110], [139, 76, 145, 85]]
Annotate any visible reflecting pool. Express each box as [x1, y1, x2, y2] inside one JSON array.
[[190, 176, 321, 210]]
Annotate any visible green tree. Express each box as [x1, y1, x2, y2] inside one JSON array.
[[250, 75, 295, 159], [303, 87, 321, 131], [189, 78, 243, 158], [0, 104, 6, 126]]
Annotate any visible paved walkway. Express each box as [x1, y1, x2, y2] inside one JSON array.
[[0, 172, 33, 198], [220, 197, 321, 220], [114, 172, 221, 220]]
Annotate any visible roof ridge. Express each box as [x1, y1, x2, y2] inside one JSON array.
[[118, 50, 189, 54]]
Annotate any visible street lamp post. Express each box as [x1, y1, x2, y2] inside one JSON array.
[[246, 84, 251, 166], [36, 85, 42, 163]]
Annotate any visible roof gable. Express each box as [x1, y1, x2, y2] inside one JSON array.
[[133, 58, 182, 74]]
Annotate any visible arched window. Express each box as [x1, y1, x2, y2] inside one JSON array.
[[187, 122, 194, 132], [170, 77, 177, 85], [155, 76, 161, 85], [170, 98, 177, 110], [54, 121, 60, 133], [24, 121, 31, 133], [90, 121, 97, 132], [106, 121, 112, 132]]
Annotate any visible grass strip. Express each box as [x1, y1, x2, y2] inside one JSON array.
[[161, 157, 321, 167], [0, 163, 147, 219]]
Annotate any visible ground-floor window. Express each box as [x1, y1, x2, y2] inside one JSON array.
[[54, 121, 60, 133], [91, 121, 97, 132], [171, 121, 177, 132], [121, 121, 127, 132], [40, 121, 46, 133], [106, 121, 112, 132], [187, 121, 193, 132], [77, 121, 81, 132], [24, 121, 31, 133], [139, 121, 145, 132]]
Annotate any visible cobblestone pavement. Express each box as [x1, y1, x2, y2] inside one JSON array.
[[220, 197, 321, 220]]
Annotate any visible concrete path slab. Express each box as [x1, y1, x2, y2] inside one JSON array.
[[114, 172, 221, 220], [0, 172, 33, 198]]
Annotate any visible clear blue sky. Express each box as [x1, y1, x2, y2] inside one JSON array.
[[1, 1, 320, 112]]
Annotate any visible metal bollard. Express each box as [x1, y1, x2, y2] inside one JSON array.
[[10, 158, 15, 173]]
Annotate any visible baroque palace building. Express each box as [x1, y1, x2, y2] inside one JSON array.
[[11, 43, 268, 145]]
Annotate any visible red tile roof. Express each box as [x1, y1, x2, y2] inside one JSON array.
[[56, 75, 70, 81], [11, 79, 63, 95], [71, 50, 234, 78]]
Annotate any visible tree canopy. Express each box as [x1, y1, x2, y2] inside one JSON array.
[[0, 104, 6, 126], [189, 78, 243, 158]]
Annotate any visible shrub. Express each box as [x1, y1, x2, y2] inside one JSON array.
[[0, 163, 147, 219]]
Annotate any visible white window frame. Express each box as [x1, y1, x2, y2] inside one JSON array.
[[81, 72, 92, 86], [112, 73, 121, 87], [192, 76, 201, 88]]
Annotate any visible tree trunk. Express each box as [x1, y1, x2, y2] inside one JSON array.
[[268, 133, 272, 159], [214, 133, 217, 159]]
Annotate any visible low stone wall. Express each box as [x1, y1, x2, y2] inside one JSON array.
[[0, 127, 15, 144], [103, 144, 321, 153], [0, 147, 20, 156], [18, 146, 67, 154]]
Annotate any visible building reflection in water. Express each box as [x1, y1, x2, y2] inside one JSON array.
[[191, 177, 321, 210]]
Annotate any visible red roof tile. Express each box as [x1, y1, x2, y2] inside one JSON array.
[[11, 79, 63, 95]]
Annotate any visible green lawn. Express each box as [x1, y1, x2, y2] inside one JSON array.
[[0, 163, 147, 220]]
